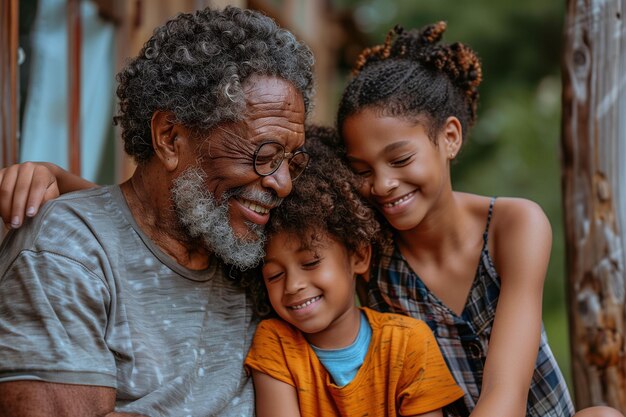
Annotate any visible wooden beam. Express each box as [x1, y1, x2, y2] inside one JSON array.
[[0, 0, 18, 240], [561, 0, 626, 411], [67, 0, 82, 176], [1, 0, 19, 169]]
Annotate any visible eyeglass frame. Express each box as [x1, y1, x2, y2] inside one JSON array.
[[214, 125, 310, 181], [252, 141, 310, 181]]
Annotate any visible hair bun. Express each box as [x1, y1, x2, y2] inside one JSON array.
[[342, 20, 482, 132], [418, 21, 446, 46]]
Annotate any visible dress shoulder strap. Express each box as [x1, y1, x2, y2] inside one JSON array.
[[482, 197, 497, 245]]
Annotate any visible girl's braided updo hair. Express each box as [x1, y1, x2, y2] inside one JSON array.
[[337, 22, 482, 144]]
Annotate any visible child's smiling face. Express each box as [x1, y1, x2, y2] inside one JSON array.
[[261, 231, 370, 348], [342, 108, 461, 231]]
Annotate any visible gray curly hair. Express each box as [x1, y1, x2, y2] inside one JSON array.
[[114, 6, 315, 164]]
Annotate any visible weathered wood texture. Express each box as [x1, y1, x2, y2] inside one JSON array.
[[67, 0, 82, 176], [1, 0, 19, 169], [0, 0, 18, 242], [561, 0, 626, 411]]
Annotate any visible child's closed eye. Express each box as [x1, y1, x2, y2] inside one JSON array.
[[351, 165, 372, 177], [263, 271, 284, 283], [302, 258, 322, 269]]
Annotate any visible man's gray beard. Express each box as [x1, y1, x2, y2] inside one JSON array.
[[171, 166, 267, 270]]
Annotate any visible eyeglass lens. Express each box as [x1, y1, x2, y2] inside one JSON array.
[[254, 142, 309, 180]]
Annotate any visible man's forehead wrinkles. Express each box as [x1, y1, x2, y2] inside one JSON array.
[[245, 117, 304, 133], [244, 93, 290, 105], [246, 108, 303, 121], [246, 100, 298, 111]]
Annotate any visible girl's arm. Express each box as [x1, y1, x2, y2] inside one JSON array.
[[470, 198, 552, 417], [0, 162, 98, 228], [251, 370, 301, 417]]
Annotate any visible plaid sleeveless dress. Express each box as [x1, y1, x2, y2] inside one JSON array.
[[367, 198, 575, 417]]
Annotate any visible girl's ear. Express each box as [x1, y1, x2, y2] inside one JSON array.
[[352, 244, 372, 276], [151, 111, 189, 172], [442, 116, 463, 160]]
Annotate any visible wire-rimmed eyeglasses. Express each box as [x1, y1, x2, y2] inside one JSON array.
[[253, 141, 310, 181], [215, 125, 310, 181]]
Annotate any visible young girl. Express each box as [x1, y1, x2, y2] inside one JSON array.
[[335, 22, 621, 417], [245, 125, 464, 417]]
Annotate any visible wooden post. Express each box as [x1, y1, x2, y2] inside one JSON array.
[[0, 0, 19, 241], [67, 0, 82, 176], [1, 0, 19, 169], [561, 0, 626, 411]]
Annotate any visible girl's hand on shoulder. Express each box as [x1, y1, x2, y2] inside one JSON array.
[[0, 162, 98, 229], [0, 162, 60, 229]]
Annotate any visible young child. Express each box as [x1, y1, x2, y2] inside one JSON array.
[[335, 22, 622, 417], [244, 125, 464, 417]]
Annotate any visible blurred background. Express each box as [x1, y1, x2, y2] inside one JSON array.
[[1, 0, 569, 384]]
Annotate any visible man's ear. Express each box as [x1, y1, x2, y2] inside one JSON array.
[[151, 111, 186, 172], [442, 116, 463, 159], [352, 244, 372, 276]]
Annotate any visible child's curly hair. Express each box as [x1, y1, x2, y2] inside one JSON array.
[[241, 124, 381, 317], [267, 125, 380, 253]]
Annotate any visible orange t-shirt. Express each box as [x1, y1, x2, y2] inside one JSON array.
[[245, 307, 464, 417]]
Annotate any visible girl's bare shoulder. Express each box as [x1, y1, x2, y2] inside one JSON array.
[[455, 193, 551, 260], [490, 196, 549, 231], [456, 193, 547, 225]]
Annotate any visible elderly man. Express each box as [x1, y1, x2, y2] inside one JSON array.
[[0, 6, 313, 417]]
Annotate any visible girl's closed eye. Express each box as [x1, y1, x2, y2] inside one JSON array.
[[390, 154, 415, 167]]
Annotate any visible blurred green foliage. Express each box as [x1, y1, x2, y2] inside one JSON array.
[[330, 0, 571, 386]]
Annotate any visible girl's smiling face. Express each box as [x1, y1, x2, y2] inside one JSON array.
[[342, 108, 461, 231], [261, 231, 370, 348]]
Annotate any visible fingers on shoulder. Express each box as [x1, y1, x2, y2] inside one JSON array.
[[0, 162, 58, 227]]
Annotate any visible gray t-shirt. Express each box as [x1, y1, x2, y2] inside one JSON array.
[[0, 185, 257, 417]]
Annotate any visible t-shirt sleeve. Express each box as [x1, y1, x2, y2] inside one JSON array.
[[244, 319, 297, 388], [397, 320, 465, 416], [0, 250, 117, 387]]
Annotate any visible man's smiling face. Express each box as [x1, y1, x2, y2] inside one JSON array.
[[171, 75, 306, 268]]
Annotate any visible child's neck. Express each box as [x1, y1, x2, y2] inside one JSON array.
[[303, 306, 362, 350]]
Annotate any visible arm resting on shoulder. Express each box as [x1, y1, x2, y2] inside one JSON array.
[[252, 371, 301, 417], [0, 162, 98, 228], [0, 381, 148, 417]]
